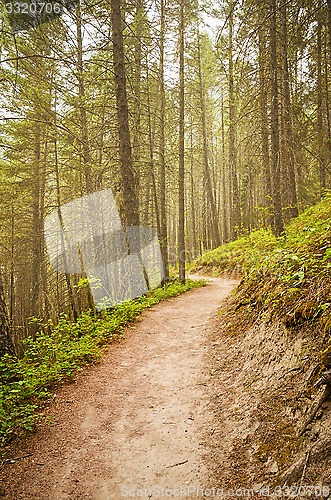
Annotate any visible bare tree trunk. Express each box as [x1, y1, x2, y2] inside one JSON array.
[[328, 2, 331, 177], [76, 1, 93, 194], [197, 35, 221, 248], [189, 111, 198, 256], [159, 0, 169, 280], [132, 0, 144, 201], [40, 134, 50, 319], [178, 0, 185, 283], [54, 121, 79, 321], [110, 0, 139, 226], [0, 273, 15, 357], [325, 38, 331, 186], [10, 205, 15, 329], [269, 0, 284, 237], [317, 5, 326, 194], [146, 64, 161, 237], [258, 25, 273, 227], [228, 0, 241, 240], [29, 125, 44, 337], [221, 97, 229, 242], [280, 0, 298, 220]]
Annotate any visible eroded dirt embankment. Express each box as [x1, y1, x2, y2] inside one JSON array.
[[204, 310, 331, 492]]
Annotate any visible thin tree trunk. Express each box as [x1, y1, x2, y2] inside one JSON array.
[[110, 0, 139, 226], [317, 5, 326, 194], [132, 0, 144, 200], [258, 25, 273, 227], [280, 0, 298, 219], [325, 39, 331, 184], [76, 1, 93, 194], [159, 0, 169, 280], [178, 0, 185, 283], [29, 125, 43, 337], [189, 111, 198, 256], [0, 273, 15, 357], [40, 134, 49, 319], [10, 205, 14, 328], [228, 0, 241, 240], [221, 97, 229, 242], [54, 124, 79, 321], [146, 64, 161, 237], [197, 35, 221, 248], [269, 0, 284, 236]]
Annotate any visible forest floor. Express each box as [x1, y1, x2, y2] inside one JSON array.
[[2, 276, 331, 499]]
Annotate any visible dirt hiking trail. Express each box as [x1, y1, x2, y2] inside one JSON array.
[[1, 277, 237, 499]]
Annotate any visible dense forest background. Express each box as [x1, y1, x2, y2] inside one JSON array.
[[0, 0, 330, 354]]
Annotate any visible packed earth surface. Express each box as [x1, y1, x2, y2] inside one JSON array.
[[1, 277, 331, 499]]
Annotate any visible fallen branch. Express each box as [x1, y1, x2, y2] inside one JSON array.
[[299, 450, 310, 486], [0, 453, 33, 471], [6, 453, 33, 463], [165, 459, 188, 469], [278, 366, 303, 380], [306, 363, 320, 385]]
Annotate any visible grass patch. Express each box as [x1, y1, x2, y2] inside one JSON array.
[[190, 228, 277, 276], [0, 278, 205, 447]]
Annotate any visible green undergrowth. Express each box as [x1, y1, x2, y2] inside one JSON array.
[[193, 196, 331, 338], [238, 198, 331, 333], [0, 278, 205, 447], [190, 227, 277, 276]]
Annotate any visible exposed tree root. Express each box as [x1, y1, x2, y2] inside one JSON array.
[[297, 386, 331, 437]]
